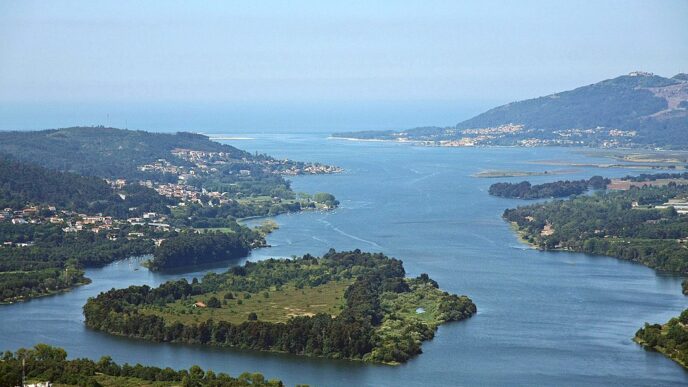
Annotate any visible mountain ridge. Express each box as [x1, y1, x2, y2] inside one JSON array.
[[333, 72, 688, 148]]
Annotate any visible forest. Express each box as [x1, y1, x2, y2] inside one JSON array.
[[149, 231, 256, 271], [0, 157, 173, 217], [503, 184, 688, 274], [0, 127, 251, 180], [0, 344, 284, 387], [84, 250, 476, 364], [0, 222, 154, 303], [488, 176, 609, 199]]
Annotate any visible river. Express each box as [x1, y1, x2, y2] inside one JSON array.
[[2, 133, 687, 386]]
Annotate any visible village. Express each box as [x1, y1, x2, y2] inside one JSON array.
[[0, 204, 175, 248]]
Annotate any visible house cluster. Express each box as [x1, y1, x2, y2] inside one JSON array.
[[143, 181, 203, 203], [461, 124, 524, 136], [1, 206, 50, 225], [138, 159, 190, 175], [126, 212, 172, 232], [61, 213, 115, 234], [105, 178, 128, 189]]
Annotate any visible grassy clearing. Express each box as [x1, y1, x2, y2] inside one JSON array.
[[141, 279, 350, 325]]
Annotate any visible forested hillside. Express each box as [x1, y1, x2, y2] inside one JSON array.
[[0, 157, 172, 217], [0, 127, 249, 179]]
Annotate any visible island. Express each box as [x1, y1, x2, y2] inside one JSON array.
[[0, 344, 284, 386], [332, 72, 688, 149], [0, 127, 341, 303], [83, 249, 476, 364]]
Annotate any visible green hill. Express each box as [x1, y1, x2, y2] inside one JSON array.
[[0, 157, 170, 217], [333, 72, 688, 148], [456, 72, 687, 145], [0, 126, 250, 179]]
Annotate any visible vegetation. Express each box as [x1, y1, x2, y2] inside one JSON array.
[[503, 184, 688, 274], [0, 128, 338, 302], [140, 279, 349, 325], [621, 172, 688, 182], [0, 344, 284, 386], [635, 309, 688, 369], [0, 157, 173, 218], [149, 232, 254, 271], [0, 127, 250, 180], [489, 176, 609, 199], [0, 222, 154, 303], [83, 250, 476, 364], [334, 73, 688, 148]]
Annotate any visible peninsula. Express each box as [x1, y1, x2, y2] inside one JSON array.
[[84, 249, 476, 365]]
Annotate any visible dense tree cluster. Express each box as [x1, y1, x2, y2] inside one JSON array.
[[489, 176, 609, 199], [0, 157, 173, 217], [84, 250, 475, 364], [0, 344, 283, 387], [635, 309, 688, 368], [621, 172, 688, 182], [0, 127, 250, 180], [312, 192, 340, 208], [503, 184, 688, 273], [0, 222, 154, 302], [149, 232, 254, 271]]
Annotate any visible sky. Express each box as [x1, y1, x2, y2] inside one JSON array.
[[0, 0, 687, 132]]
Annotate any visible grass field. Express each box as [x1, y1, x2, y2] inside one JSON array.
[[141, 279, 350, 325]]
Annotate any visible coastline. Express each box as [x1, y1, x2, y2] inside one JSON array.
[[634, 336, 688, 370]]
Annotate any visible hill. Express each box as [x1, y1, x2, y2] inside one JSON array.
[[0, 157, 170, 217], [0, 127, 251, 179], [333, 72, 688, 149]]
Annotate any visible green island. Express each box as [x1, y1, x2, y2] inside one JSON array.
[[0, 344, 285, 387], [0, 127, 340, 303], [83, 249, 476, 365], [635, 309, 688, 369]]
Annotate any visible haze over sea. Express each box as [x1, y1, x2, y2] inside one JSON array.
[[1, 131, 687, 386], [0, 101, 489, 133]]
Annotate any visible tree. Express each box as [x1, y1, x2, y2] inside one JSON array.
[[207, 296, 221, 308]]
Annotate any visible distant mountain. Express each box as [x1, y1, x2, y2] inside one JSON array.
[[333, 72, 688, 148]]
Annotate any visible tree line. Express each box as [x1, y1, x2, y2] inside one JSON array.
[[0, 344, 284, 387], [503, 184, 688, 273], [489, 176, 609, 199]]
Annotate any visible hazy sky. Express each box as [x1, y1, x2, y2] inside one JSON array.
[[0, 0, 687, 130]]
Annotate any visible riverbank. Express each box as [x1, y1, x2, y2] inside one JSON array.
[[0, 277, 91, 305]]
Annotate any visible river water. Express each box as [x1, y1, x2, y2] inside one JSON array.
[[2, 133, 687, 386]]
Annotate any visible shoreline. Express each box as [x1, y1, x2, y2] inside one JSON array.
[[634, 336, 688, 370], [0, 278, 92, 305]]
